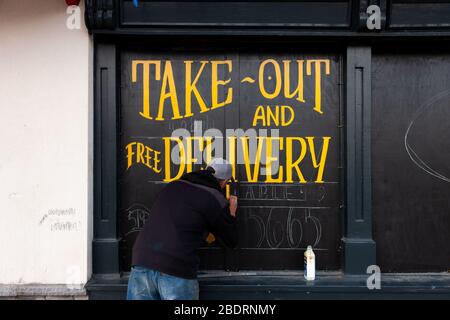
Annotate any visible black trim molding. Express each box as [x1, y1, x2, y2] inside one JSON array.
[[87, 272, 450, 300], [85, 0, 450, 36], [93, 42, 120, 276], [342, 47, 376, 274]]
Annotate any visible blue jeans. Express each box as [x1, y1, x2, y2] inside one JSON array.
[[126, 265, 199, 300]]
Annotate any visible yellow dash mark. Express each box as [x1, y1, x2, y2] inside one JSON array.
[[241, 77, 256, 83]]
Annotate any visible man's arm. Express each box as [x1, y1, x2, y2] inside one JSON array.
[[209, 196, 238, 248], [229, 195, 238, 217]]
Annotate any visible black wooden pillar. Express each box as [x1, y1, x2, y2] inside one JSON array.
[[342, 46, 376, 274], [93, 41, 121, 277]]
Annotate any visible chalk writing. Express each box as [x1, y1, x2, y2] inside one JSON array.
[[243, 207, 323, 249], [39, 208, 76, 226], [50, 221, 80, 232], [39, 209, 80, 233], [241, 184, 306, 201], [239, 183, 331, 203], [125, 204, 151, 236]]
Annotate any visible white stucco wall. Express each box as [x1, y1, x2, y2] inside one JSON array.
[[0, 0, 93, 285]]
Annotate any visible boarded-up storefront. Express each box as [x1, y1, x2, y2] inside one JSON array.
[[86, 0, 450, 299]]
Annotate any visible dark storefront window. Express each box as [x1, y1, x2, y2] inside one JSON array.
[[119, 48, 342, 272]]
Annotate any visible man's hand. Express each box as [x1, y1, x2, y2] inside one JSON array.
[[229, 195, 238, 217]]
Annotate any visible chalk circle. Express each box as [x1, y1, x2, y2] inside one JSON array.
[[404, 90, 450, 183]]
